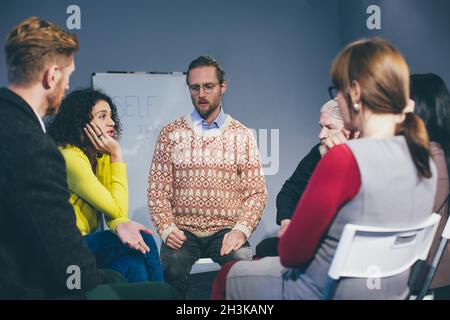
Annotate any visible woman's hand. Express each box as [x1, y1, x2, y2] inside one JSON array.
[[84, 123, 123, 162], [116, 221, 153, 254]]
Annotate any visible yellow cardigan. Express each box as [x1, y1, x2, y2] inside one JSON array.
[[59, 145, 129, 235]]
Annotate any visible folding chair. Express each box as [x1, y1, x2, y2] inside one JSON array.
[[417, 214, 450, 299], [322, 213, 441, 300]]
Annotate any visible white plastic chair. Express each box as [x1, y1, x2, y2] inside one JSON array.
[[323, 213, 441, 300], [417, 214, 450, 299]]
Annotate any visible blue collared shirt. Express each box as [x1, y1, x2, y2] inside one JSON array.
[[191, 106, 226, 131]]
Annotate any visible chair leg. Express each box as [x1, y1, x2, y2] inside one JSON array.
[[418, 238, 448, 300], [322, 278, 337, 300]]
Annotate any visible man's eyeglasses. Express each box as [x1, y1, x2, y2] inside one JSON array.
[[328, 86, 338, 100], [189, 82, 221, 95]]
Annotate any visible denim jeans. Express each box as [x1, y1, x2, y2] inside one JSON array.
[[160, 228, 253, 299], [84, 230, 164, 283]]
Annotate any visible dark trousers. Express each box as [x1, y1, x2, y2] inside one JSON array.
[[160, 229, 253, 299], [84, 230, 164, 283], [255, 236, 279, 258]]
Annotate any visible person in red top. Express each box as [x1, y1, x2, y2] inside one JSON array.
[[212, 37, 437, 300]]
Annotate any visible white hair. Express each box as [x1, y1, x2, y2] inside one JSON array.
[[320, 99, 342, 121]]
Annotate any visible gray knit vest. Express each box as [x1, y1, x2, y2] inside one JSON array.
[[284, 136, 437, 300]]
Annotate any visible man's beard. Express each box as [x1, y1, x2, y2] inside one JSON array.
[[46, 79, 65, 116], [319, 143, 327, 157], [195, 102, 220, 119]]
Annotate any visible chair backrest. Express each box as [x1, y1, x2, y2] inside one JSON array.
[[324, 213, 440, 299]]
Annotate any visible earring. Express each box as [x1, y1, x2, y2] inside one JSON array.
[[353, 103, 360, 112]]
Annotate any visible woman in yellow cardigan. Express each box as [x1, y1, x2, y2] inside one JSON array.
[[49, 88, 163, 283]]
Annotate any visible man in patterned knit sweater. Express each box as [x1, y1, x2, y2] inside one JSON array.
[[148, 56, 267, 298]]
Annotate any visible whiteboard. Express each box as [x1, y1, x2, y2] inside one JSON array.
[[92, 72, 192, 246]]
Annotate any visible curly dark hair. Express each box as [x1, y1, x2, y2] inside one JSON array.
[[48, 88, 122, 153]]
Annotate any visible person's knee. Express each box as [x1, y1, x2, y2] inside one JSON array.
[[213, 245, 253, 266], [229, 246, 253, 261], [140, 232, 160, 257], [140, 232, 158, 248]]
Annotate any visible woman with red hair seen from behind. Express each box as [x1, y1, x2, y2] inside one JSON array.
[[213, 37, 438, 300]]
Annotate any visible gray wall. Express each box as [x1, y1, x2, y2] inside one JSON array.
[[1, 0, 449, 247], [339, 0, 450, 86]]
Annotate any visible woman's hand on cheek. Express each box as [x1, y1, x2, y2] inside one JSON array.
[[84, 123, 120, 156]]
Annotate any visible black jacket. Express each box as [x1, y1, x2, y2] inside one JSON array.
[[275, 144, 321, 224], [0, 88, 109, 299]]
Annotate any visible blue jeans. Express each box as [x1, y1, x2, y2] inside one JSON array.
[[84, 230, 164, 283]]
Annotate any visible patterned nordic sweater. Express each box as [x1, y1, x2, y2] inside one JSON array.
[[148, 113, 267, 243]]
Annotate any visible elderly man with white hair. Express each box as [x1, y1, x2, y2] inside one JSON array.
[[255, 99, 359, 258]]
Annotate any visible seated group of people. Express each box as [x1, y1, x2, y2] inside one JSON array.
[[0, 17, 448, 300]]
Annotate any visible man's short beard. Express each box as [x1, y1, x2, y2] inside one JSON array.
[[46, 96, 60, 115], [46, 80, 65, 115], [195, 103, 220, 119], [319, 144, 327, 157]]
